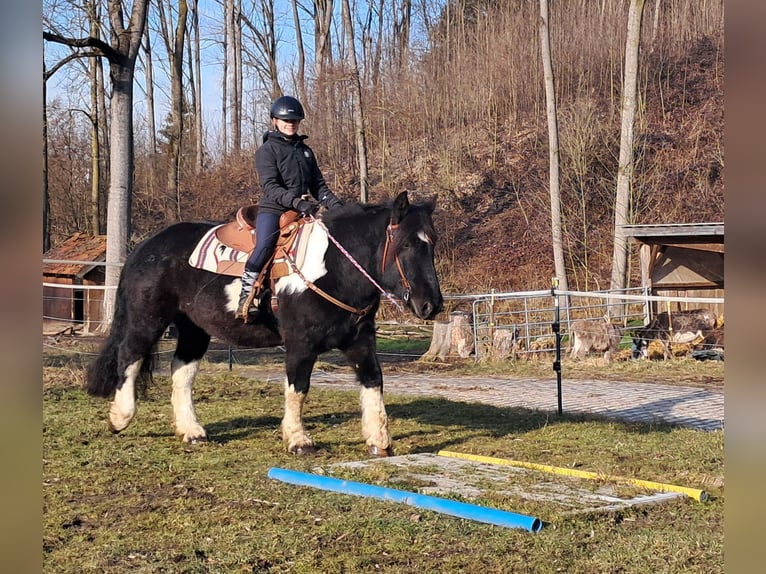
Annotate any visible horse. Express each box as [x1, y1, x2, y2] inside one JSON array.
[[85, 191, 443, 456]]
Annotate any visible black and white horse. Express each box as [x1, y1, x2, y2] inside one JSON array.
[[86, 191, 443, 456]]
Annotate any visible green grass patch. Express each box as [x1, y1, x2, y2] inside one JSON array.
[[44, 363, 723, 573]]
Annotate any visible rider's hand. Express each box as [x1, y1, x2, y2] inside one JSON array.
[[325, 196, 344, 210], [294, 199, 319, 217]]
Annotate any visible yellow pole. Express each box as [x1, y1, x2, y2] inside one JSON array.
[[437, 450, 708, 502]]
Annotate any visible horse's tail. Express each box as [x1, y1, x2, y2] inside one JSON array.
[[85, 279, 154, 398]]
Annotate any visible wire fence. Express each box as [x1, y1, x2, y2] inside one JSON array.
[[462, 287, 724, 359], [42, 272, 725, 359]]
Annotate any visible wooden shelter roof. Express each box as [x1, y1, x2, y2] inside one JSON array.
[[620, 223, 724, 253], [43, 233, 107, 278]]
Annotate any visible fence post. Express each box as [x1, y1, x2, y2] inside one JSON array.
[[551, 277, 563, 416]]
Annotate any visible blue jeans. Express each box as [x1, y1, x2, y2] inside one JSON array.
[[244, 212, 281, 274]]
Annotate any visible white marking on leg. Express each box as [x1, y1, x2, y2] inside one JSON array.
[[281, 379, 312, 451], [171, 358, 207, 442], [360, 386, 391, 449], [108, 360, 140, 432], [274, 224, 329, 296]]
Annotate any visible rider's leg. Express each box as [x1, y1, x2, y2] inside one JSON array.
[[238, 211, 281, 320]]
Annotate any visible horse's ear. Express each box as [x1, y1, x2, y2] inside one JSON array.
[[424, 194, 437, 214], [391, 191, 410, 223]]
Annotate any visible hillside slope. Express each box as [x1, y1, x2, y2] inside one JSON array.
[[413, 36, 724, 293]]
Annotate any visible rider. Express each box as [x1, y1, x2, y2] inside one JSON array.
[[237, 95, 344, 321]]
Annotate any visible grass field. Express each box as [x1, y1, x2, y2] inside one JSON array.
[[43, 333, 723, 573]]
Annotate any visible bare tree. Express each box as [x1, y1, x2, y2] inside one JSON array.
[[393, 0, 412, 72], [189, 0, 204, 173], [142, 21, 157, 156], [312, 0, 335, 136], [241, 0, 282, 100], [43, 65, 51, 253], [539, 0, 568, 295], [609, 0, 646, 313], [341, 0, 369, 202], [224, 0, 242, 153], [314, 0, 334, 77], [290, 0, 307, 103], [157, 0, 188, 220], [84, 0, 106, 235], [44, 0, 150, 326]]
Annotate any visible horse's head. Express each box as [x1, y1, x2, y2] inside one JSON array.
[[383, 191, 444, 320]]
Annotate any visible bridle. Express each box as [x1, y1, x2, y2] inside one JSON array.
[[382, 222, 413, 303], [287, 217, 421, 318]]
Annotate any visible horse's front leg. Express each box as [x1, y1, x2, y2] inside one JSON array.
[[282, 352, 317, 455], [342, 326, 393, 457], [170, 358, 207, 443]]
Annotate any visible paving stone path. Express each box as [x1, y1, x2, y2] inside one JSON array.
[[258, 370, 724, 432]]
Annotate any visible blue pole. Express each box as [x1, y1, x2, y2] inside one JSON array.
[[268, 467, 542, 532]]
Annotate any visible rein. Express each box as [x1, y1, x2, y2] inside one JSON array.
[[317, 219, 409, 311], [276, 216, 405, 318]]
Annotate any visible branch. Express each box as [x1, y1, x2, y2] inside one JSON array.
[[44, 52, 83, 80], [43, 31, 124, 65]]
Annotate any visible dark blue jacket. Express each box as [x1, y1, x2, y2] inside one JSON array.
[[255, 130, 342, 214]]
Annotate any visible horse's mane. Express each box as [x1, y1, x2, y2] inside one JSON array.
[[322, 200, 386, 220], [320, 197, 436, 274]]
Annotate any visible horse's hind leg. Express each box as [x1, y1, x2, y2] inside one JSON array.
[[108, 360, 142, 433], [170, 315, 211, 443], [342, 326, 393, 457], [108, 329, 165, 433]]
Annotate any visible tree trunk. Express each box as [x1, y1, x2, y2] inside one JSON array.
[[225, 0, 241, 153], [103, 0, 150, 328], [263, 0, 282, 99], [291, 0, 306, 103], [142, 23, 157, 156], [314, 0, 334, 77], [96, 53, 109, 210], [609, 0, 646, 317], [341, 0, 369, 202], [221, 0, 229, 154], [539, 0, 568, 297], [394, 0, 412, 73], [88, 0, 102, 235], [43, 67, 50, 253], [191, 0, 203, 173], [158, 0, 188, 221]]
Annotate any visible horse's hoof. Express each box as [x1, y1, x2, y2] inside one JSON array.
[[368, 445, 393, 457], [107, 421, 122, 434], [289, 444, 317, 456], [188, 436, 208, 445]]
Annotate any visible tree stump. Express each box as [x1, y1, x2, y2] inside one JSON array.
[[492, 327, 520, 360], [449, 311, 474, 358], [423, 312, 474, 360], [423, 319, 451, 360]]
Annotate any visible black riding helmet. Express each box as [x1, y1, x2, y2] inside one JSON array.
[[270, 96, 305, 120]]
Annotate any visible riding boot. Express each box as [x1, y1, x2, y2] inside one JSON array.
[[237, 270, 261, 322]]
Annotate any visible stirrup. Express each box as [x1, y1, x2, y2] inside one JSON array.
[[239, 287, 261, 322]]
